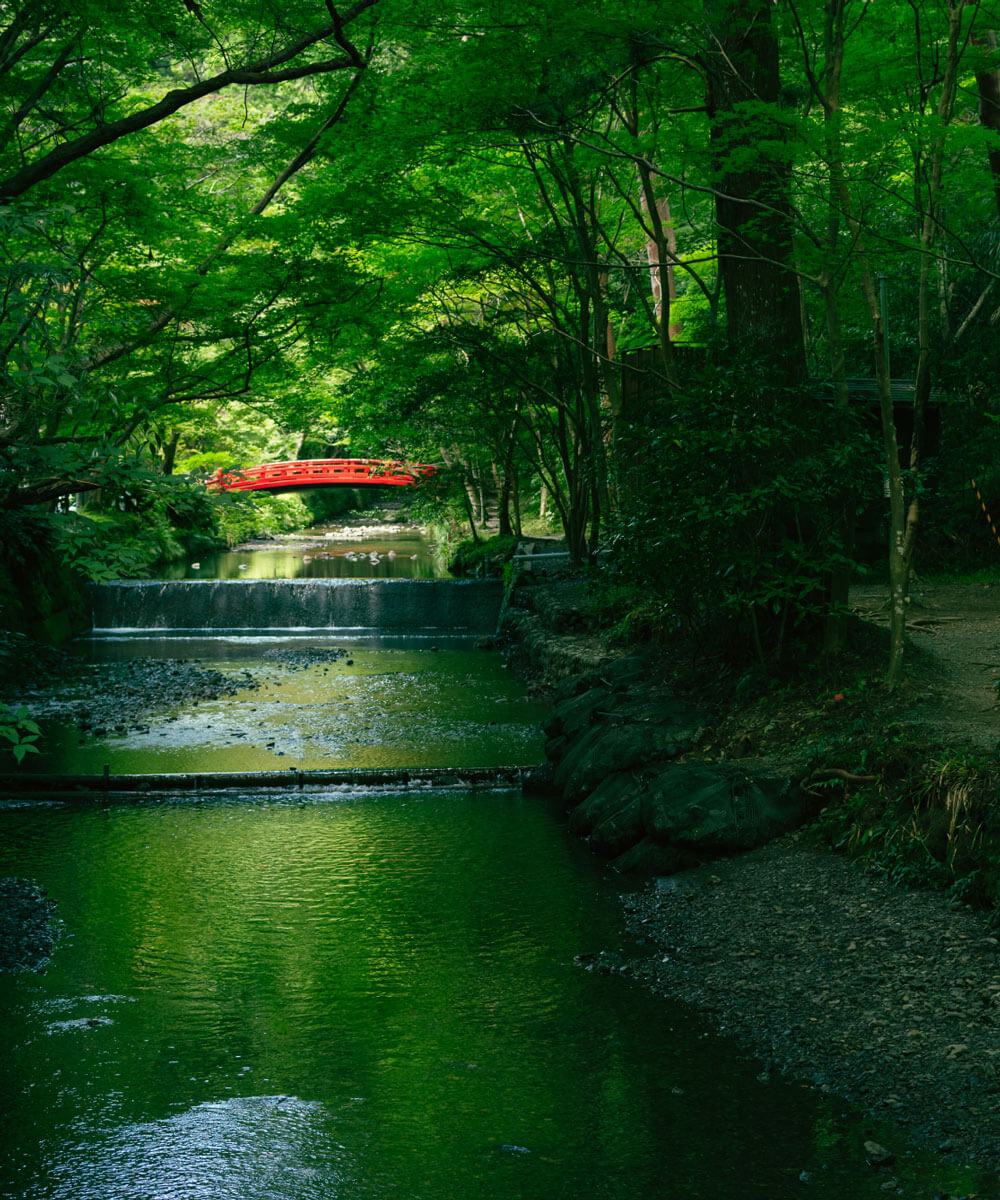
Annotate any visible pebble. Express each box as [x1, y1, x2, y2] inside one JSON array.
[[0, 878, 61, 973], [864, 1140, 895, 1167], [615, 835, 1000, 1175], [4, 649, 263, 738]]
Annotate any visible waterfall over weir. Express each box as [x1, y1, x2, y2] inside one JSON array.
[[90, 578, 504, 635]]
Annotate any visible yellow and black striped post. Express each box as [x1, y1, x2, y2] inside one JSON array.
[[971, 479, 1000, 552]]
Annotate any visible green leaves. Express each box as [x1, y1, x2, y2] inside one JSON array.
[[0, 705, 41, 765]]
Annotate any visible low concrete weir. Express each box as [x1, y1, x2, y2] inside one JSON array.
[[89, 578, 504, 635], [0, 765, 529, 799]]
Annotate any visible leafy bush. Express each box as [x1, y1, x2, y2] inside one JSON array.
[[0, 703, 40, 764], [0, 464, 224, 602], [448, 533, 520, 577], [810, 743, 1000, 914], [604, 347, 878, 662], [213, 492, 314, 546]]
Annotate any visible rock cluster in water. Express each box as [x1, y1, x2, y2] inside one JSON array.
[[537, 654, 816, 872], [0, 877, 61, 972], [3, 639, 261, 738], [261, 646, 351, 669]]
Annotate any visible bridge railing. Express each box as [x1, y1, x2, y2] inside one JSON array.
[[207, 459, 437, 492]]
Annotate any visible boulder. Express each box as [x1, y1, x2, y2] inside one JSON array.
[[609, 837, 702, 875], [549, 652, 654, 704], [552, 702, 707, 803], [567, 772, 638, 835], [593, 688, 684, 725], [543, 685, 611, 742], [640, 762, 810, 854], [544, 683, 682, 754], [588, 793, 645, 857], [564, 760, 808, 866]]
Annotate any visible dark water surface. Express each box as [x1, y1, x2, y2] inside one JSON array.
[[159, 524, 443, 582], [0, 791, 982, 1200]]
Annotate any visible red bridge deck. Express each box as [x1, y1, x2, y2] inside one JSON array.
[[207, 459, 437, 493]]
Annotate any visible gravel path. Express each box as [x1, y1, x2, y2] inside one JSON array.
[[607, 830, 1000, 1180]]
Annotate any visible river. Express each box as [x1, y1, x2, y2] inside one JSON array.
[[0, 523, 983, 1198]]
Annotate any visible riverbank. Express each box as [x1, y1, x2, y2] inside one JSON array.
[[502, 566, 1000, 1188], [609, 835, 1000, 1183]]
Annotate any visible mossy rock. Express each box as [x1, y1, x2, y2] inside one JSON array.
[[640, 762, 810, 853], [552, 704, 707, 803]]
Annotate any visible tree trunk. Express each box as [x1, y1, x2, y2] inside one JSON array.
[[704, 0, 807, 383], [819, 0, 854, 655], [974, 30, 1000, 218], [636, 165, 681, 386], [161, 429, 180, 476]]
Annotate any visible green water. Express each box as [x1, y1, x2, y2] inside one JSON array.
[[0, 792, 986, 1199], [159, 525, 444, 581], [27, 643, 545, 775], [2, 530, 991, 1199]]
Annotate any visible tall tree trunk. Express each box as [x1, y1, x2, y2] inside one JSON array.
[[819, 0, 854, 654], [161, 428, 180, 476], [822, 0, 964, 687], [902, 2, 964, 622], [704, 0, 807, 383], [974, 30, 1000, 218], [636, 165, 681, 386], [822, 12, 905, 687]]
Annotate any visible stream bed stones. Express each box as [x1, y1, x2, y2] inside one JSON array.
[[3, 642, 261, 738], [0, 877, 61, 973]]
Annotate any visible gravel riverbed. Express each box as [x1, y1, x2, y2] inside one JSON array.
[[596, 830, 1000, 1184], [1, 634, 261, 737]]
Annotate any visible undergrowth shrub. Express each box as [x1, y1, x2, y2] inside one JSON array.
[[604, 345, 878, 662], [213, 492, 314, 546], [811, 744, 1000, 915], [448, 533, 519, 577]]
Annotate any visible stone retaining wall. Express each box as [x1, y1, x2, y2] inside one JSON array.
[[502, 568, 816, 872]]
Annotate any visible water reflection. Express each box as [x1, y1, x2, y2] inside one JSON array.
[[29, 645, 546, 774], [45, 1096, 349, 1200], [0, 794, 984, 1200], [161, 524, 445, 581]]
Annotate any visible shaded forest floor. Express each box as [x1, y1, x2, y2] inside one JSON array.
[[573, 580, 998, 1190], [602, 579, 1000, 1190], [676, 577, 1000, 770], [510, 568, 1000, 1188], [615, 832, 1000, 1191], [852, 578, 1000, 750]]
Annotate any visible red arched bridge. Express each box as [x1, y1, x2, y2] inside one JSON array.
[[207, 459, 437, 494]]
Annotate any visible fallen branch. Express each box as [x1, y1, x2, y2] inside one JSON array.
[[807, 767, 878, 787]]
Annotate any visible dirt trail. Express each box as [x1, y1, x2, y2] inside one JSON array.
[[852, 579, 1000, 749]]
